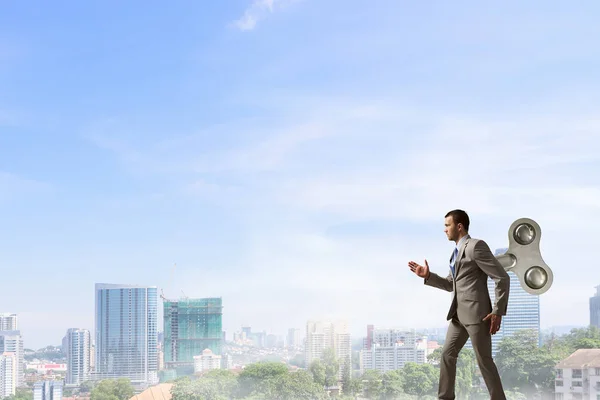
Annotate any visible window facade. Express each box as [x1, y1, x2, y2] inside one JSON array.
[[95, 284, 158, 385]]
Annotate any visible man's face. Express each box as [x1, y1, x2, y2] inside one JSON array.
[[444, 216, 459, 241]]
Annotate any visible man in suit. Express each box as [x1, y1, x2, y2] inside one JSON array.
[[408, 209, 510, 400]]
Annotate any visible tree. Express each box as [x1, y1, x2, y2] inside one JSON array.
[[505, 390, 528, 400], [347, 378, 363, 399], [341, 359, 352, 394], [427, 345, 476, 397], [563, 326, 600, 349], [172, 378, 224, 400], [381, 369, 404, 399], [401, 362, 437, 397], [309, 360, 326, 387], [361, 369, 383, 399], [351, 351, 360, 371], [80, 380, 96, 393], [5, 387, 33, 400], [321, 348, 340, 387], [170, 377, 195, 400], [204, 370, 238, 398], [495, 329, 562, 398], [171, 371, 239, 400], [427, 347, 442, 365], [257, 370, 327, 400], [90, 379, 134, 400], [455, 348, 477, 398], [236, 362, 288, 398]]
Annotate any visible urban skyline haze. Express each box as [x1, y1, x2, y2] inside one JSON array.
[[1, 1, 600, 348]]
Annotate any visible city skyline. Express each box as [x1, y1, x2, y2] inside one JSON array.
[[2, 1, 600, 348], [1, 278, 595, 350], [1, 280, 596, 350]]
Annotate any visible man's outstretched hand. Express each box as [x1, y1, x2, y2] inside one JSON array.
[[408, 260, 430, 279], [483, 313, 502, 334]]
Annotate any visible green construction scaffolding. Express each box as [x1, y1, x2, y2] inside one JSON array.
[[163, 297, 223, 373]]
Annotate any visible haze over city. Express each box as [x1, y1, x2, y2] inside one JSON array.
[[1, 1, 600, 349]]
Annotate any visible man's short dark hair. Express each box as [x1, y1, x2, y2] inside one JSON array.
[[445, 209, 470, 232]]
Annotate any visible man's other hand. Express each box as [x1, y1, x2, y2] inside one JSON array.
[[483, 313, 502, 334]]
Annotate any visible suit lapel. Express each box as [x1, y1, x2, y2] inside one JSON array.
[[454, 235, 470, 277]]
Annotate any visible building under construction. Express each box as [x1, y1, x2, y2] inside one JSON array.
[[163, 297, 223, 376]]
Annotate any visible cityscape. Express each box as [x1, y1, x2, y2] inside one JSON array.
[[3, 1, 600, 400], [1, 262, 600, 399]]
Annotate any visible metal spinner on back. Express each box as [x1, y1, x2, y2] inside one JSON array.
[[495, 218, 553, 295]]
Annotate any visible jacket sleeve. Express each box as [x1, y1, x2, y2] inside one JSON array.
[[474, 239, 510, 315], [424, 271, 454, 292]]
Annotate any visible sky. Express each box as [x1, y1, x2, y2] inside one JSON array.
[[1, 1, 600, 349]]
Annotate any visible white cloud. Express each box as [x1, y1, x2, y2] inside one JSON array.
[[231, 0, 291, 31], [89, 94, 600, 335], [221, 111, 597, 333]]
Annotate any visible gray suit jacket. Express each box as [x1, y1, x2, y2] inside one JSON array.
[[424, 236, 510, 325]]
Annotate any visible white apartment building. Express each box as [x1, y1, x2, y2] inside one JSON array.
[[65, 328, 91, 386], [305, 320, 352, 379], [0, 352, 17, 398], [0, 314, 17, 331], [360, 327, 428, 373], [555, 349, 600, 400], [0, 332, 23, 387], [193, 349, 221, 374]]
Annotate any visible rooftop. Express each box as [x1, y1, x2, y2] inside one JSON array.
[[95, 283, 158, 290], [129, 383, 172, 400], [556, 349, 600, 368]]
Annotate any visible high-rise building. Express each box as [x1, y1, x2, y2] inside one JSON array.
[[33, 381, 63, 400], [65, 328, 91, 386], [287, 328, 302, 348], [360, 327, 428, 373], [61, 336, 68, 357], [590, 285, 600, 328], [0, 315, 17, 331], [305, 320, 351, 379], [163, 298, 223, 376], [0, 352, 17, 397], [249, 331, 267, 348], [265, 334, 279, 348], [94, 283, 158, 386], [241, 327, 251, 338], [0, 332, 23, 387], [465, 248, 541, 357]]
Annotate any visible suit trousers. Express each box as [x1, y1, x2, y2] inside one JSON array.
[[438, 317, 506, 400]]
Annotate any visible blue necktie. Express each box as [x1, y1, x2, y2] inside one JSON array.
[[450, 247, 458, 276]]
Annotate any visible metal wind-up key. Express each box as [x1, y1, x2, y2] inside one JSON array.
[[494, 218, 553, 295]]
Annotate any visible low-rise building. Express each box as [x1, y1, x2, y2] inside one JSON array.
[[555, 348, 600, 400], [193, 349, 222, 374]]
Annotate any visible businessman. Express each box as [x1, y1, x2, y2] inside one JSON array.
[[408, 209, 510, 400]]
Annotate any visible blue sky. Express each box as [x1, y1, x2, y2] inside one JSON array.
[[1, 1, 600, 348]]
